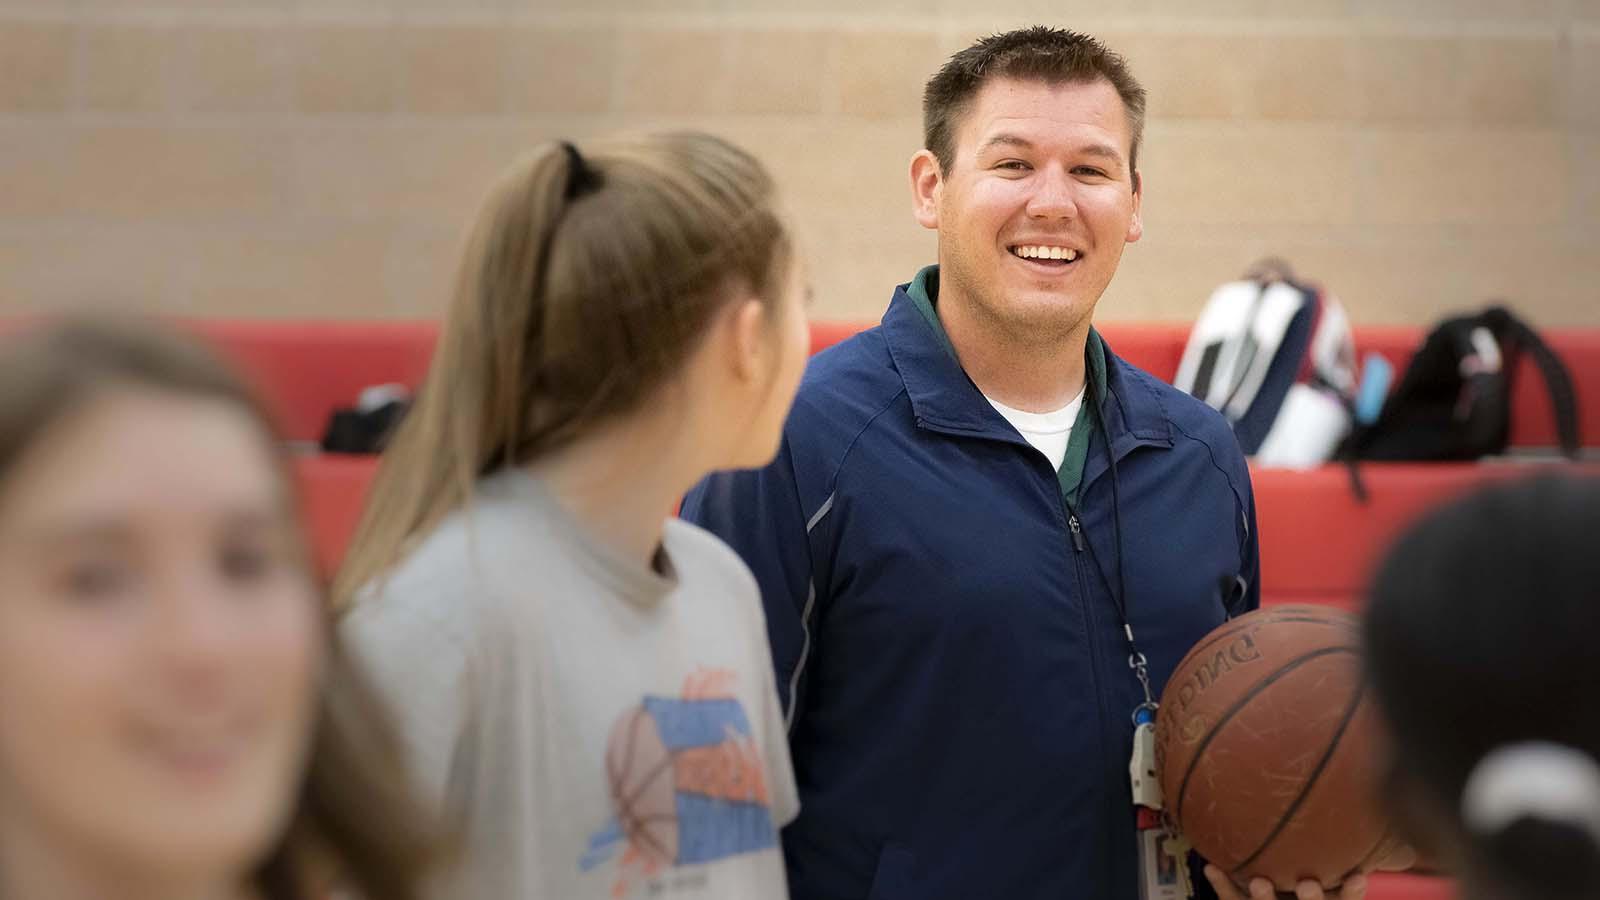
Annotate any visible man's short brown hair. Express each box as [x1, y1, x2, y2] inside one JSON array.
[[923, 26, 1147, 176]]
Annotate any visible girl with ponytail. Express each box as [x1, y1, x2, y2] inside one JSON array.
[[336, 132, 809, 899], [1365, 475, 1600, 900]]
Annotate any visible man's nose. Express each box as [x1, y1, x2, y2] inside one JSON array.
[[1026, 165, 1078, 220]]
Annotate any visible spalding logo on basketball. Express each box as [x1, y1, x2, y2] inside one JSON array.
[[1154, 605, 1400, 892]]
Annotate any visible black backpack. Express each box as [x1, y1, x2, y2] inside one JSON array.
[[1341, 306, 1580, 463], [320, 396, 411, 454]]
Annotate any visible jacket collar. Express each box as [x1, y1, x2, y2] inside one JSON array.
[[882, 266, 1174, 469]]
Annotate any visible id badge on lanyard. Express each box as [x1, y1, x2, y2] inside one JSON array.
[[1128, 652, 1194, 899], [1074, 460, 1199, 899]]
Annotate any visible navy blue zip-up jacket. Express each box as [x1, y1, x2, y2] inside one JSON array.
[[682, 276, 1260, 900]]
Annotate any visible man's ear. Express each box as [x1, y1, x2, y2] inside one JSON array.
[[1127, 168, 1144, 244], [911, 149, 943, 231]]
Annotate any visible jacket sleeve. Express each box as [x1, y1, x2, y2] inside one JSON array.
[[1235, 464, 1260, 611], [681, 434, 821, 726], [1231, 454, 1262, 617]]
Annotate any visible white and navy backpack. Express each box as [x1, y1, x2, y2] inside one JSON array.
[[1173, 260, 1357, 468]]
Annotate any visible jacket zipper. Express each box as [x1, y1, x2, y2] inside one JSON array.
[[1062, 500, 1116, 896]]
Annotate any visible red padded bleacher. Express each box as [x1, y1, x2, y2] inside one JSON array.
[[166, 315, 1593, 595], [196, 319, 1597, 450], [295, 452, 385, 579], [1367, 873, 1455, 900], [807, 320, 868, 356], [254, 317, 1598, 588], [1251, 461, 1600, 609], [187, 319, 436, 444]]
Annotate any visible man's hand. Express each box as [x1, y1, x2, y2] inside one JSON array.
[[1202, 865, 1367, 900]]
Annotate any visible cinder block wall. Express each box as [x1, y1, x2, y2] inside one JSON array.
[[1, 0, 1595, 325]]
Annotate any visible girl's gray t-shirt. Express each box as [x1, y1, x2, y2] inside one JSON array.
[[343, 468, 798, 900]]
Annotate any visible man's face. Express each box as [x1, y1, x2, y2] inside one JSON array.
[[914, 76, 1143, 344]]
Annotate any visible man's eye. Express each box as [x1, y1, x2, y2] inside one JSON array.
[[996, 160, 1031, 171], [1074, 167, 1108, 177]]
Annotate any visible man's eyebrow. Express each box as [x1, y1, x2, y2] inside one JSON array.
[[1077, 143, 1125, 162], [978, 133, 1035, 154]]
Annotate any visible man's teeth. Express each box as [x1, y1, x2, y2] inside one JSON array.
[[1012, 245, 1079, 261]]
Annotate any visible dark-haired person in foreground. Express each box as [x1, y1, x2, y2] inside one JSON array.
[[685, 25, 1402, 900], [1365, 475, 1600, 900]]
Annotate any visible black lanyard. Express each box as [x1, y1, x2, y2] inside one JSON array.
[[1085, 376, 1158, 728]]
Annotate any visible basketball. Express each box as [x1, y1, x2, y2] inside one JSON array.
[[1154, 605, 1397, 892]]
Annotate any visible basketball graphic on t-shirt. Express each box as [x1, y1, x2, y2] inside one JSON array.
[[580, 668, 778, 896], [606, 703, 682, 866]]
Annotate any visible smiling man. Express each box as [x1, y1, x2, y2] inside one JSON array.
[[682, 27, 1349, 900]]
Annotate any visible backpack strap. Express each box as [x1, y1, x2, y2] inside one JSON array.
[[1493, 307, 1582, 458]]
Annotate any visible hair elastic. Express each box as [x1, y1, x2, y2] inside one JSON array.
[[560, 141, 602, 200], [1461, 741, 1600, 844]]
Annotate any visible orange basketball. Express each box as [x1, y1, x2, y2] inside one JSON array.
[[1154, 605, 1398, 892]]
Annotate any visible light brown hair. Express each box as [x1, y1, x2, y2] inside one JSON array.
[[333, 131, 792, 607]]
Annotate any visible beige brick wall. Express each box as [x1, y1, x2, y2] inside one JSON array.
[[0, 1, 1595, 326]]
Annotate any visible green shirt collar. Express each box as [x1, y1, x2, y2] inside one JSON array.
[[904, 264, 1105, 505], [906, 265, 957, 358]]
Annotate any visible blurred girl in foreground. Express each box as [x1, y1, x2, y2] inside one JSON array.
[[0, 319, 433, 900]]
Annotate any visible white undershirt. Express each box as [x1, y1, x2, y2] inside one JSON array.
[[985, 387, 1085, 471]]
